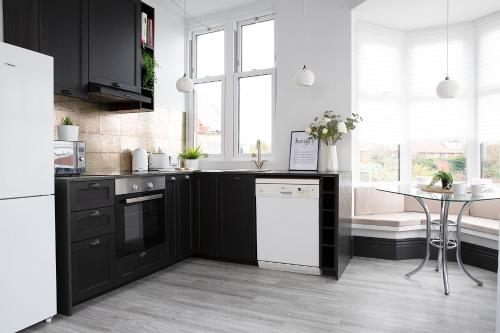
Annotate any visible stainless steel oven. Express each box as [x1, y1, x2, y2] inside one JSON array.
[[115, 177, 165, 258]]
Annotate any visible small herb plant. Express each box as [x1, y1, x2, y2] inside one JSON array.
[[60, 116, 76, 126], [429, 170, 454, 190], [178, 145, 207, 160], [142, 49, 159, 90]]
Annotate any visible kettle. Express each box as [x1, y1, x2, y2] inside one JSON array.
[[132, 148, 148, 172]]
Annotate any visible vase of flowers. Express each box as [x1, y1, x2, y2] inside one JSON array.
[[306, 111, 362, 172]]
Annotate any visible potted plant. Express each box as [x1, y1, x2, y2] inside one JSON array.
[[306, 111, 362, 172], [142, 49, 159, 91], [57, 116, 79, 141], [429, 170, 454, 190], [178, 145, 206, 170]]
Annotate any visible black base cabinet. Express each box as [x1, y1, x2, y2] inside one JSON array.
[[71, 234, 115, 304], [218, 175, 256, 263], [165, 174, 193, 265], [55, 172, 352, 315]]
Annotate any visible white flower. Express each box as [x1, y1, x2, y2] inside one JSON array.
[[305, 127, 312, 134], [322, 128, 328, 134], [337, 121, 347, 134]]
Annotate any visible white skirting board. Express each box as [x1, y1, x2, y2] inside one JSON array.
[[258, 261, 320, 275]]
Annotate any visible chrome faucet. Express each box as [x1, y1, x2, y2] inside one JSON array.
[[252, 139, 266, 170]]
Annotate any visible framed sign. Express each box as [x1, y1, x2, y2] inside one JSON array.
[[289, 131, 319, 171]]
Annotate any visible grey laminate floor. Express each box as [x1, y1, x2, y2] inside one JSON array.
[[24, 257, 497, 333]]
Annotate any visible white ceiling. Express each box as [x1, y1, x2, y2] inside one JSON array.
[[354, 0, 500, 30], [180, 0, 261, 18]]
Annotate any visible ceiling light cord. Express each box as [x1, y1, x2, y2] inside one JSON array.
[[171, 0, 211, 31], [446, 0, 449, 78]]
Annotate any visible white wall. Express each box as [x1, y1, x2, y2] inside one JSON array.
[[194, 0, 357, 171], [144, 0, 185, 113]]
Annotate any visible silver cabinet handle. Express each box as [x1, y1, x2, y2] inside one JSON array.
[[89, 210, 100, 217], [88, 182, 101, 189], [89, 239, 101, 246], [125, 193, 163, 204], [169, 177, 176, 181], [185, 175, 190, 180], [139, 252, 147, 258]]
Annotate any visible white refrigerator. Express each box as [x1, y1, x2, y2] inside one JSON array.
[[0, 42, 57, 332]]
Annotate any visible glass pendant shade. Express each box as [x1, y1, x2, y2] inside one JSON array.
[[436, 76, 459, 98], [295, 65, 315, 86], [176, 73, 194, 93]]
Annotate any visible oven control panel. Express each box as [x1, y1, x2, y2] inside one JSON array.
[[115, 176, 166, 195]]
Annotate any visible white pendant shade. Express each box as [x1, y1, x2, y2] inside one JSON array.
[[295, 65, 315, 86], [176, 73, 194, 93], [436, 76, 459, 98]]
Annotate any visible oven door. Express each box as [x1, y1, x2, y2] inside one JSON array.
[[115, 190, 165, 258]]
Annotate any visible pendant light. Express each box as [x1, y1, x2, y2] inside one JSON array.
[[436, 0, 459, 98], [176, 0, 194, 93], [295, 0, 315, 86]]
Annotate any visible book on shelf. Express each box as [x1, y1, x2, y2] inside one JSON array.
[[141, 12, 147, 45]]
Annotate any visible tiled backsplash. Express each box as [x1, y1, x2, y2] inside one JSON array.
[[54, 98, 185, 172]]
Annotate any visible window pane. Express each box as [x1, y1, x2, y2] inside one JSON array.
[[411, 140, 467, 182], [196, 30, 224, 78], [481, 142, 500, 183], [239, 74, 272, 154], [241, 19, 274, 71], [359, 144, 400, 182], [194, 81, 222, 155]]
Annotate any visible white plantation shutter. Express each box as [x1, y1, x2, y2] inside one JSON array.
[[478, 17, 500, 142], [406, 27, 474, 140], [356, 23, 405, 143]]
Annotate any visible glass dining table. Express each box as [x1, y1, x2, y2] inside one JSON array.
[[377, 185, 500, 295]]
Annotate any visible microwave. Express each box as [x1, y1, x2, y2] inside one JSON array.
[[54, 141, 86, 175]]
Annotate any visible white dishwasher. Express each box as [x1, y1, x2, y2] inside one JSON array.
[[256, 178, 320, 275]]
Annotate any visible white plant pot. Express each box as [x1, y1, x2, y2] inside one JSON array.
[[184, 159, 199, 170], [57, 125, 79, 141], [319, 144, 338, 172]]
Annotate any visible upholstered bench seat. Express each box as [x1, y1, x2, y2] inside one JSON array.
[[461, 216, 500, 236], [353, 212, 424, 227]]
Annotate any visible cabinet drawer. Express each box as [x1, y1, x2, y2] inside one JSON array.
[[70, 206, 115, 242], [70, 180, 114, 211], [115, 245, 164, 284], [71, 234, 114, 304]]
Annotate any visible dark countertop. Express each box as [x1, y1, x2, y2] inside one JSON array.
[[55, 169, 348, 181]]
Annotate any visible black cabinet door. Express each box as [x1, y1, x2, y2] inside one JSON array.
[[177, 174, 192, 260], [3, 0, 39, 51], [70, 180, 115, 212], [39, 0, 88, 98], [71, 234, 114, 303], [192, 174, 218, 257], [165, 176, 178, 265], [219, 175, 256, 263], [88, 0, 141, 93]]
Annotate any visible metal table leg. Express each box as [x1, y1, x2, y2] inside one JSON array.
[[456, 201, 483, 286], [440, 200, 450, 295], [406, 197, 431, 278]]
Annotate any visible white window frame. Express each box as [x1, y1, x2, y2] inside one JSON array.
[[189, 27, 226, 158], [354, 14, 500, 186], [234, 15, 277, 159]]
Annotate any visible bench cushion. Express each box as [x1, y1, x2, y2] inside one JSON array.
[[461, 216, 499, 236], [354, 187, 404, 215], [404, 196, 468, 215], [470, 200, 500, 220], [353, 212, 424, 227]]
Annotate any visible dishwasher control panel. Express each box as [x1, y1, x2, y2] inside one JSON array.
[[255, 178, 320, 199]]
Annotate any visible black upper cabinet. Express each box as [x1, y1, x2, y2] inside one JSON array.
[[219, 175, 256, 263], [192, 174, 218, 257], [39, 0, 88, 98], [3, 0, 39, 51], [88, 0, 141, 93]]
